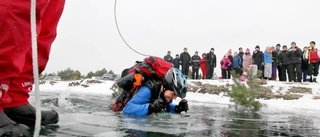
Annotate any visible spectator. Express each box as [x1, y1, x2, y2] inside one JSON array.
[[232, 52, 242, 75], [275, 44, 282, 80], [220, 54, 232, 79], [173, 54, 181, 70], [301, 46, 309, 82], [206, 48, 217, 79], [199, 53, 207, 79], [163, 51, 173, 63], [271, 46, 279, 80], [180, 48, 191, 76], [264, 47, 273, 80], [227, 49, 233, 79], [278, 45, 290, 81], [252, 45, 264, 78], [242, 48, 253, 69], [238, 47, 244, 66], [288, 42, 302, 82], [305, 41, 320, 82], [191, 51, 201, 79]]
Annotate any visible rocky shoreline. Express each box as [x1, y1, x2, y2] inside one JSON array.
[[188, 79, 320, 100]]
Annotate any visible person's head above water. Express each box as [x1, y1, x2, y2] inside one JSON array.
[[163, 68, 188, 101]]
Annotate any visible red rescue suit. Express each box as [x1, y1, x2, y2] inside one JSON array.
[[0, 0, 65, 111]]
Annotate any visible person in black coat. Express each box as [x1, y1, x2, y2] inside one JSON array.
[[172, 54, 181, 70], [163, 51, 173, 63], [301, 46, 309, 82], [275, 44, 282, 80], [206, 48, 217, 79], [271, 46, 279, 80], [252, 45, 264, 78], [238, 47, 244, 65], [191, 51, 201, 79], [287, 42, 303, 82], [180, 48, 191, 76], [278, 45, 290, 81]]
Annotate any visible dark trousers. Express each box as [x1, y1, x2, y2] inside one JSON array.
[[192, 68, 199, 79], [257, 64, 264, 79], [181, 63, 189, 76], [233, 68, 241, 76], [308, 62, 319, 76], [277, 65, 281, 81], [221, 69, 228, 79], [227, 67, 232, 79], [289, 63, 302, 82], [206, 65, 214, 79], [279, 65, 290, 81], [302, 68, 308, 82]]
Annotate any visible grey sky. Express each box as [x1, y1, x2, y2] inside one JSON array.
[[44, 0, 320, 75]]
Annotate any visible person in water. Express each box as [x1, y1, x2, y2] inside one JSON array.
[[123, 68, 189, 117]]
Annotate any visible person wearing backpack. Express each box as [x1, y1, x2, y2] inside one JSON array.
[[122, 68, 189, 117], [305, 41, 320, 82], [191, 51, 201, 79]]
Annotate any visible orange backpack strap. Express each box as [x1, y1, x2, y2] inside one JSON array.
[[131, 73, 143, 92]]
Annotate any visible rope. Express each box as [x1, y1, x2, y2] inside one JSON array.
[[114, 0, 149, 57], [30, 0, 41, 136]]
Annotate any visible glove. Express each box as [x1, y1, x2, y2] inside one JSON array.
[[175, 99, 189, 113], [148, 99, 165, 114]]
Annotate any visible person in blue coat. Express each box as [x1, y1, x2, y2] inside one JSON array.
[[232, 52, 242, 75], [123, 68, 189, 117], [264, 47, 273, 79]]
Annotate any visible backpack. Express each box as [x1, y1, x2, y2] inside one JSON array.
[[110, 56, 173, 112]]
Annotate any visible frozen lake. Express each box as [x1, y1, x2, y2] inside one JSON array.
[[28, 90, 320, 137]]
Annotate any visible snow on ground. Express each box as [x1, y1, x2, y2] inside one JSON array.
[[35, 79, 320, 117]]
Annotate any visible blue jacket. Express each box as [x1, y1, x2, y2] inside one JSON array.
[[173, 58, 180, 69], [264, 52, 272, 64], [122, 86, 177, 117], [232, 55, 242, 68]]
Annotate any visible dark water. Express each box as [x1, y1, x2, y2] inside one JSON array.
[[29, 91, 320, 137]]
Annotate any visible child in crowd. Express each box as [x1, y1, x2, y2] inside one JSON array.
[[220, 54, 232, 79]]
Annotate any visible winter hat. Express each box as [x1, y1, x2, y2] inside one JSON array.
[[210, 48, 214, 51], [255, 45, 260, 49], [234, 52, 238, 55], [246, 48, 250, 52]]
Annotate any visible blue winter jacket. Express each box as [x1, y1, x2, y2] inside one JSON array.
[[232, 55, 242, 68], [264, 52, 272, 64], [122, 86, 177, 117]]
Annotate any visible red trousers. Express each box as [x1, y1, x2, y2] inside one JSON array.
[[0, 0, 65, 112]]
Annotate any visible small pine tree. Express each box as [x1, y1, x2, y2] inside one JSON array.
[[228, 69, 263, 112]]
